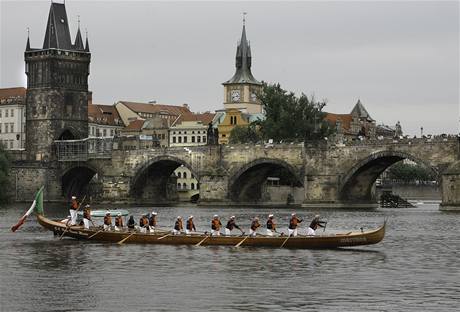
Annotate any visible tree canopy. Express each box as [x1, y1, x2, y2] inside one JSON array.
[[255, 83, 335, 142], [229, 124, 261, 144], [386, 162, 436, 183]]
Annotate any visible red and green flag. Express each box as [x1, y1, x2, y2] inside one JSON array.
[[11, 186, 44, 232]]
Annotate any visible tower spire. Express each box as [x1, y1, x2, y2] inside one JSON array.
[[74, 15, 84, 50], [84, 28, 90, 52], [26, 27, 31, 51]]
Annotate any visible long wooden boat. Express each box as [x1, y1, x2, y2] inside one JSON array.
[[36, 213, 386, 249]]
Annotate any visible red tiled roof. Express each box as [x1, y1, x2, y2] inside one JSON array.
[[175, 112, 215, 125], [119, 101, 192, 116], [324, 113, 352, 131], [88, 103, 123, 126], [0, 87, 26, 103], [124, 119, 145, 131]]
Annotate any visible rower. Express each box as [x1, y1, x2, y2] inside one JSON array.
[[225, 216, 243, 236], [82, 204, 92, 230], [127, 215, 135, 231], [288, 213, 303, 237], [306, 215, 326, 236], [173, 216, 183, 235], [249, 217, 261, 237], [211, 215, 222, 236], [186, 216, 196, 235], [139, 215, 149, 233], [69, 196, 78, 226], [149, 211, 157, 233], [103, 212, 112, 231], [114, 212, 124, 231], [266, 214, 276, 236]]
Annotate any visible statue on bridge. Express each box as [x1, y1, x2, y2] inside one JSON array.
[[207, 123, 219, 145]]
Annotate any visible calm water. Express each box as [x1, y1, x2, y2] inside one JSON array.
[[0, 201, 459, 312]]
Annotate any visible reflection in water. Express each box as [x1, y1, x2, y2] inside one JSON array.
[[0, 203, 459, 311]]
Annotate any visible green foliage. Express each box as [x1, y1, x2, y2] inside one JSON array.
[[256, 82, 335, 142], [386, 162, 436, 182], [229, 124, 261, 144], [0, 144, 10, 202]]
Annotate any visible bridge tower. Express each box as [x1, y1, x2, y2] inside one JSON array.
[[222, 16, 263, 114], [24, 1, 90, 161]]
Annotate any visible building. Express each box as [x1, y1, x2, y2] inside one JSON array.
[[88, 103, 124, 139], [222, 21, 263, 114], [0, 87, 26, 150], [25, 2, 90, 161], [216, 108, 264, 144], [169, 112, 215, 147], [115, 101, 191, 127], [325, 99, 376, 140]]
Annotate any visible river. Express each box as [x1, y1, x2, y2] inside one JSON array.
[[0, 201, 458, 311]]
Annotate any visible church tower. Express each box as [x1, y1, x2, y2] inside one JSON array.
[[223, 18, 263, 114], [25, 1, 90, 161]]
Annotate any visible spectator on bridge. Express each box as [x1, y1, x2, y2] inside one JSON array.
[[211, 215, 222, 236], [225, 216, 243, 236], [306, 215, 327, 236], [288, 213, 303, 237]]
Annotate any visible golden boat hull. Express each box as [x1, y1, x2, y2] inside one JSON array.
[[37, 214, 385, 249]]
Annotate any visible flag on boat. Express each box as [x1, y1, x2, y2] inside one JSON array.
[[11, 186, 44, 232]]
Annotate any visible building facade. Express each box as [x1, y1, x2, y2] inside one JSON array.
[[0, 88, 26, 150], [25, 2, 90, 161], [169, 113, 214, 147]]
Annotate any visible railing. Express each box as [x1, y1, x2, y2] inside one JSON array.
[[55, 137, 113, 161]]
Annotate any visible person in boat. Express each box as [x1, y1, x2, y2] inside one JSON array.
[[249, 217, 261, 237], [149, 212, 157, 233], [103, 212, 112, 231], [306, 215, 327, 236], [211, 215, 222, 236], [69, 196, 79, 226], [173, 216, 183, 235], [225, 216, 243, 236], [266, 214, 277, 236], [186, 216, 196, 235], [127, 215, 135, 231], [82, 205, 92, 230], [288, 213, 303, 237], [114, 212, 124, 232], [139, 215, 149, 233]]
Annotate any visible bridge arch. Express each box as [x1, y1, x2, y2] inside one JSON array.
[[61, 163, 101, 200], [130, 155, 199, 203], [228, 158, 303, 202], [339, 150, 438, 202], [57, 126, 81, 140]]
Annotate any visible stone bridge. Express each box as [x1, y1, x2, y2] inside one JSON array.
[[10, 136, 458, 209]]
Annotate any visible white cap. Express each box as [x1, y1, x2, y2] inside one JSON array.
[[231, 216, 235, 219], [315, 214, 320, 219], [71, 196, 76, 200], [188, 215, 193, 219], [152, 212, 157, 215], [85, 204, 90, 208], [177, 216, 182, 219], [268, 214, 274, 218], [254, 217, 259, 220], [213, 214, 218, 218], [117, 212, 122, 216], [291, 213, 296, 216]]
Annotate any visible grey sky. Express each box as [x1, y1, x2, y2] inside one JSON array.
[[1, 0, 458, 135]]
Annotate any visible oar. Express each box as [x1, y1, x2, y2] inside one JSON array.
[[117, 232, 136, 245], [234, 235, 250, 247], [59, 195, 87, 240], [88, 229, 104, 239], [280, 235, 290, 248], [195, 235, 209, 246], [157, 233, 171, 240]]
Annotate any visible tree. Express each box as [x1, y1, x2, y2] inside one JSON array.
[[386, 162, 436, 183], [256, 83, 335, 142], [0, 144, 10, 203], [229, 124, 261, 144]]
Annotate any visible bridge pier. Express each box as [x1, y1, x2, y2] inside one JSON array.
[[440, 161, 460, 211]]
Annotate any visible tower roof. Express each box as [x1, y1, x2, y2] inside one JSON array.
[[74, 27, 84, 51], [351, 99, 374, 121], [223, 23, 261, 86], [42, 2, 73, 50]]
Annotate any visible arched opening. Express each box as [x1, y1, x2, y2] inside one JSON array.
[[131, 157, 199, 204], [58, 129, 77, 140], [340, 151, 438, 202], [61, 166, 98, 200], [229, 159, 303, 203]]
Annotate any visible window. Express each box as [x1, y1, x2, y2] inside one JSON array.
[[182, 183, 187, 190], [9, 140, 13, 149], [197, 136, 201, 143], [4, 123, 8, 133], [177, 183, 181, 189], [0, 123, 2, 133], [111, 129, 114, 136], [173, 137, 176, 143], [10, 123, 14, 133], [103, 129, 107, 137], [191, 136, 195, 143], [183, 172, 187, 179], [0, 110, 2, 118], [178, 137, 182, 143], [162, 134, 165, 140], [11, 109, 14, 117], [191, 183, 195, 190], [5, 110, 8, 118], [203, 136, 206, 143], [184, 136, 187, 143], [177, 172, 181, 178]]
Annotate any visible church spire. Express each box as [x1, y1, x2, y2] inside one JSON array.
[[223, 14, 261, 85], [42, 2, 72, 50], [84, 29, 90, 52], [26, 27, 31, 51], [74, 16, 84, 50]]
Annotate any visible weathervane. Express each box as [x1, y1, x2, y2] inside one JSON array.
[[77, 15, 80, 28], [243, 12, 247, 26], [27, 27, 30, 37]]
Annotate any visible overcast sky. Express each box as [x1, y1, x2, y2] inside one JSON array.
[[1, 0, 459, 135]]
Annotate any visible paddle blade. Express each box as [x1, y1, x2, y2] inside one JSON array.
[[11, 216, 26, 232]]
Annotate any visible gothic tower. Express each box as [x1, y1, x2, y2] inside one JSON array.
[[25, 2, 90, 161], [223, 19, 263, 114]]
